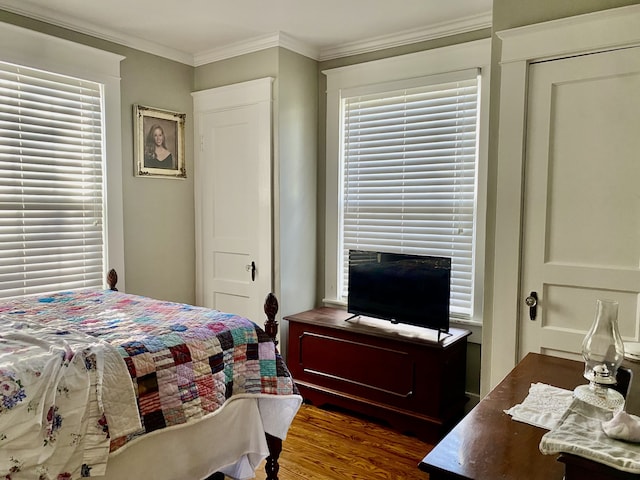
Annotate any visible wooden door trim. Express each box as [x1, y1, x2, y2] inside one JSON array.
[[486, 5, 640, 396], [192, 77, 274, 308]]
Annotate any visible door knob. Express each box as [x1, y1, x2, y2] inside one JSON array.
[[246, 261, 256, 281], [525, 292, 538, 320]]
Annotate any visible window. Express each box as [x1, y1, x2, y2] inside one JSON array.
[[324, 39, 489, 324], [0, 63, 105, 298], [341, 72, 478, 318], [0, 23, 124, 298]]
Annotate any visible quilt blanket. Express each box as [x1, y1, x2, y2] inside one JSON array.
[[0, 289, 298, 479]]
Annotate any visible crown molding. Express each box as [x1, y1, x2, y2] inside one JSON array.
[[0, 1, 194, 65], [319, 11, 492, 61], [0, 2, 491, 66], [277, 32, 320, 62], [195, 11, 492, 65], [193, 31, 319, 66], [193, 32, 280, 65]]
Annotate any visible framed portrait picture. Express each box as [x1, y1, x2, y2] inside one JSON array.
[[134, 104, 186, 178]]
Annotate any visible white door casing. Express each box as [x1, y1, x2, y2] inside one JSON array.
[[519, 47, 640, 360], [487, 5, 640, 395], [192, 78, 273, 324]]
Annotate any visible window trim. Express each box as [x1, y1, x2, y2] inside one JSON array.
[[0, 21, 126, 291], [323, 39, 490, 335]]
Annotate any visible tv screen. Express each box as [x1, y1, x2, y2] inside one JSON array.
[[347, 250, 451, 334]]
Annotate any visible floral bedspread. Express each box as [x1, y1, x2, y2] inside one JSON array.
[[0, 289, 298, 479], [0, 317, 140, 479]]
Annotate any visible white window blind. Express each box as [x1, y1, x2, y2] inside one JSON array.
[[0, 61, 105, 299], [341, 72, 479, 318]]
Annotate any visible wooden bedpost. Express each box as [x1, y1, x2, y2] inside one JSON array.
[[265, 433, 282, 480], [264, 292, 279, 345], [107, 269, 118, 291], [263, 293, 282, 479]]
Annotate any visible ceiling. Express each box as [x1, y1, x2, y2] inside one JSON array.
[[0, 0, 492, 66]]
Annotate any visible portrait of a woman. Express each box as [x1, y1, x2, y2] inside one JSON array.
[[135, 105, 185, 178], [144, 124, 175, 169]]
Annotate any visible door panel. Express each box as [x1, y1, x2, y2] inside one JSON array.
[[194, 80, 272, 324], [520, 47, 640, 359]]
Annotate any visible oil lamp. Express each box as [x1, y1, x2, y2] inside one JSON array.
[[573, 299, 625, 411]]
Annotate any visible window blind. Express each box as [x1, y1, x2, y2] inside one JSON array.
[[0, 62, 105, 299], [341, 74, 478, 318]]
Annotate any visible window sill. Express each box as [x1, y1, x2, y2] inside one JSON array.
[[451, 319, 482, 344], [321, 298, 482, 344]]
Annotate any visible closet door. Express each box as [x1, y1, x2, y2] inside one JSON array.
[[519, 47, 640, 359], [193, 78, 272, 323]]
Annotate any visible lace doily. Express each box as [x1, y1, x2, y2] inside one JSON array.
[[504, 382, 574, 430]]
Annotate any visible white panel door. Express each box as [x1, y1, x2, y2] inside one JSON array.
[[193, 79, 272, 324], [519, 46, 640, 360]]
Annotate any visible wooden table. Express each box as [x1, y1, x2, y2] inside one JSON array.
[[419, 353, 640, 480]]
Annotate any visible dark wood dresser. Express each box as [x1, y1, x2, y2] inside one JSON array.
[[419, 353, 640, 480], [284, 307, 470, 443]]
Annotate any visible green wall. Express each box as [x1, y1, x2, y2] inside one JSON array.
[[0, 9, 319, 317], [275, 48, 318, 316], [119, 50, 195, 304], [492, 0, 639, 30], [3, 0, 637, 401], [194, 48, 278, 91], [0, 10, 196, 304]]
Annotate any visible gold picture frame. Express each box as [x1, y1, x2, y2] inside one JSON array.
[[134, 104, 186, 178]]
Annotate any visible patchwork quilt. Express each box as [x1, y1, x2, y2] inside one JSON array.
[[0, 289, 298, 480]]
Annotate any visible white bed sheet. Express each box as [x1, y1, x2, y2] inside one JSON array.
[[100, 395, 302, 480]]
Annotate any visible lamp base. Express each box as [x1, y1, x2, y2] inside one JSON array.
[[574, 383, 625, 412]]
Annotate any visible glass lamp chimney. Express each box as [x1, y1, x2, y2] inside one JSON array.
[[582, 299, 624, 385], [574, 299, 625, 411]]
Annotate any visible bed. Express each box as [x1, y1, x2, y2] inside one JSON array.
[[0, 271, 302, 480]]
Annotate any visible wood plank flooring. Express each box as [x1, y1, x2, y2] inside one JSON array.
[[253, 403, 433, 480]]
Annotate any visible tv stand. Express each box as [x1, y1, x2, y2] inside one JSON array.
[[343, 313, 359, 322], [285, 307, 470, 443]]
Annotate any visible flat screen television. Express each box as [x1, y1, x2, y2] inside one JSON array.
[[347, 250, 451, 336]]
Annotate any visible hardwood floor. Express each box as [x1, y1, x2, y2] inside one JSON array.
[[253, 403, 434, 480]]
